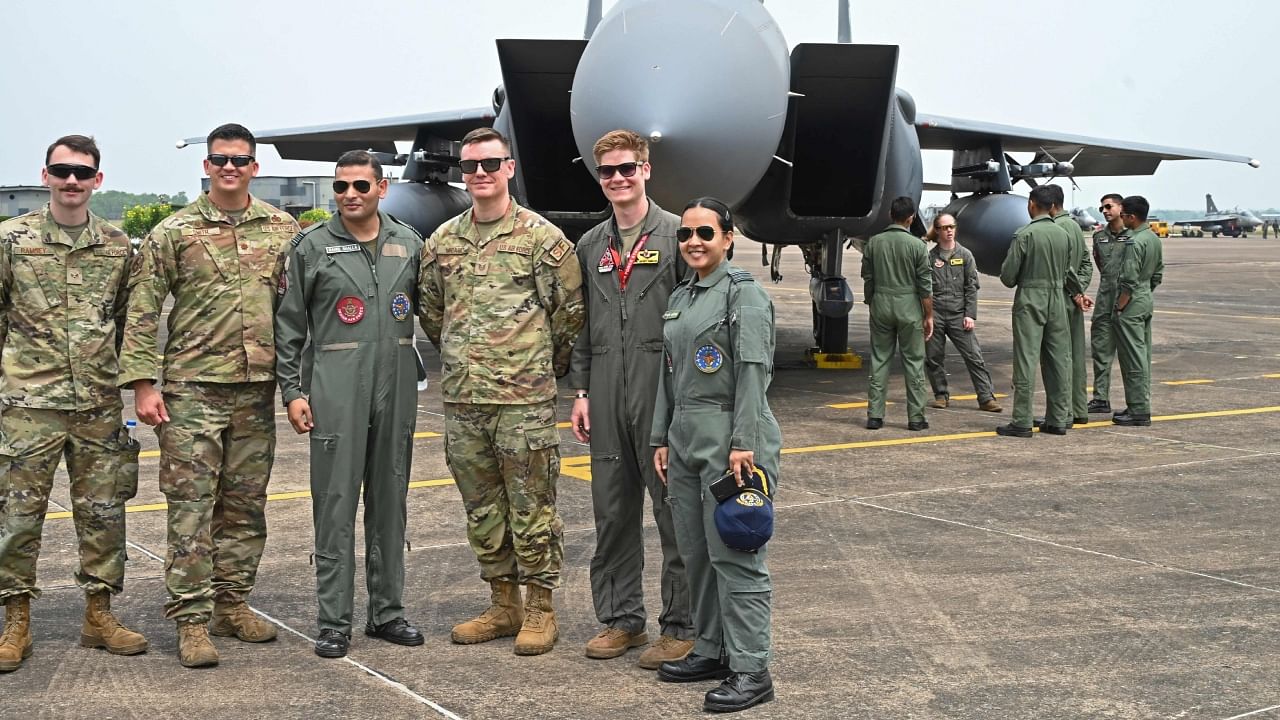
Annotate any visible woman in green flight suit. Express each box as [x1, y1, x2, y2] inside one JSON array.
[[650, 197, 781, 714]]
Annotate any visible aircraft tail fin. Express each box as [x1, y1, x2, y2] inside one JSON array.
[[584, 0, 602, 40], [1206, 193, 1219, 214], [838, 0, 851, 43]]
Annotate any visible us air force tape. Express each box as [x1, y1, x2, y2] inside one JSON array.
[[713, 465, 775, 552]]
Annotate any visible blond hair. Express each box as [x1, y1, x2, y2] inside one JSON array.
[[592, 129, 649, 164]]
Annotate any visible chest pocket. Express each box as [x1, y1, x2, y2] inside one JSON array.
[[436, 242, 469, 280], [494, 240, 534, 284], [179, 229, 231, 282], [12, 254, 62, 309]]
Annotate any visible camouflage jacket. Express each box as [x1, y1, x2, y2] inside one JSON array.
[[0, 206, 132, 409], [118, 193, 299, 387], [418, 200, 585, 404]]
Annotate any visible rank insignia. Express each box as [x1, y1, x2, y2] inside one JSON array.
[[694, 344, 724, 373], [336, 296, 365, 324], [390, 292, 411, 321], [635, 249, 660, 264]]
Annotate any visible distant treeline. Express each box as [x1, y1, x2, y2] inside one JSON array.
[[90, 190, 189, 219]]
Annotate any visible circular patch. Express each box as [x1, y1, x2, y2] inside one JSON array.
[[934, 259, 945, 268], [336, 296, 365, 324], [694, 344, 724, 373], [736, 491, 766, 508], [390, 292, 411, 321]]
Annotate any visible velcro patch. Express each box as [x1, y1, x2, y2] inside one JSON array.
[[13, 246, 54, 256], [326, 244, 360, 254], [381, 244, 408, 258], [94, 247, 130, 257], [497, 242, 533, 256]]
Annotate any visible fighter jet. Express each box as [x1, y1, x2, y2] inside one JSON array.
[[193, 0, 1258, 355], [1173, 194, 1265, 237], [1070, 207, 1101, 231]]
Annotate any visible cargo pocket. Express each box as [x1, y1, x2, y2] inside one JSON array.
[[309, 433, 340, 492], [523, 424, 560, 496]]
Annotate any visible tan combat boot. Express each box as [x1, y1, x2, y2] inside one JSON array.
[[451, 579, 523, 644], [637, 634, 695, 670], [0, 596, 33, 672], [209, 600, 277, 642], [513, 585, 558, 656], [81, 592, 148, 655], [979, 399, 1003, 413], [176, 621, 219, 668]]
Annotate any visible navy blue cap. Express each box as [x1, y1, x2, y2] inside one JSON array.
[[714, 483, 775, 552]]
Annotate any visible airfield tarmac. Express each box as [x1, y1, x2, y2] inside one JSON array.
[[9, 235, 1280, 720]]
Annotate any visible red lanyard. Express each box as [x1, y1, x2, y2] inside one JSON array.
[[607, 232, 650, 290]]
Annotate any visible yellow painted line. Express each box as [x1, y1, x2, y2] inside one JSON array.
[[946, 393, 1010, 401], [413, 431, 442, 439], [556, 421, 571, 429], [48, 405, 1280, 520], [1265, 374, 1280, 379], [828, 400, 894, 409], [1162, 379, 1215, 386], [141, 450, 159, 459]]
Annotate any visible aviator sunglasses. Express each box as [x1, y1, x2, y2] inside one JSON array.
[[676, 225, 719, 243], [46, 164, 98, 180], [1099, 203, 1117, 212], [333, 179, 376, 194], [207, 154, 255, 168], [458, 157, 511, 174], [595, 162, 641, 181]]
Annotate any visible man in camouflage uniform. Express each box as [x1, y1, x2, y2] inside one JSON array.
[[275, 151, 425, 659], [1048, 185, 1094, 427], [418, 127, 584, 656], [0, 135, 146, 672], [1088, 193, 1126, 415], [119, 124, 299, 668]]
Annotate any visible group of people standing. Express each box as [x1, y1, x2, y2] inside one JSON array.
[[0, 126, 779, 714], [862, 186, 1163, 437]]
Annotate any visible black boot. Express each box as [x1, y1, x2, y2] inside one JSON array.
[[657, 652, 731, 683], [315, 629, 349, 658], [364, 617, 424, 646], [704, 670, 775, 713], [1112, 411, 1152, 427]]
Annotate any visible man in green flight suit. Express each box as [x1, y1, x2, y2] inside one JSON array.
[[861, 197, 934, 431], [0, 135, 147, 672], [568, 130, 694, 668], [275, 150, 425, 659], [418, 128, 585, 656], [1088, 193, 1127, 415], [1047, 185, 1094, 427], [1112, 195, 1163, 427], [996, 185, 1086, 438]]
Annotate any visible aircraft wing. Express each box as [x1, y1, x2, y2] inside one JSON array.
[[1171, 215, 1238, 227], [179, 108, 496, 161], [915, 113, 1259, 176]]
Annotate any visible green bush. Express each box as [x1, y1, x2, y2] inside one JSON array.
[[298, 208, 331, 227], [122, 202, 175, 239]]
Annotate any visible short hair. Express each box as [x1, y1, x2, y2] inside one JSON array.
[[683, 197, 734, 232], [1100, 193, 1124, 205], [461, 127, 510, 153], [46, 134, 100, 168], [593, 129, 649, 164], [889, 196, 915, 223], [1121, 195, 1150, 222], [207, 123, 256, 154], [1028, 185, 1057, 210], [1043, 184, 1065, 208], [336, 149, 384, 181]]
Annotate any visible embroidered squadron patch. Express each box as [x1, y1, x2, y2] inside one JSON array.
[[934, 259, 945, 268], [736, 492, 766, 508], [277, 273, 288, 296], [336, 296, 365, 324], [390, 292, 411, 321], [694, 344, 724, 373], [597, 250, 615, 273]]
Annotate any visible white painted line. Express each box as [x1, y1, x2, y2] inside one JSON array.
[[248, 605, 464, 720], [126, 539, 164, 563], [1221, 704, 1280, 720], [851, 500, 1280, 597]]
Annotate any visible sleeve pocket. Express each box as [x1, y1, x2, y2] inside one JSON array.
[[734, 306, 773, 364]]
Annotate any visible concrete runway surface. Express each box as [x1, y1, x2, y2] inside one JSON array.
[[9, 235, 1280, 719]]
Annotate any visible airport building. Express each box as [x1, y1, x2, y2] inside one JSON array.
[[0, 185, 51, 218], [200, 175, 337, 216]]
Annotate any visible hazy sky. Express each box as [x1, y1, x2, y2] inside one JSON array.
[[2, 0, 1275, 211]]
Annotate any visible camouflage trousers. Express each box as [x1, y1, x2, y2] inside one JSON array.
[[157, 382, 276, 622], [443, 401, 564, 589], [0, 402, 139, 600]]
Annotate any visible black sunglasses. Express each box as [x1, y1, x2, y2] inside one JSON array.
[[333, 179, 376, 194], [458, 157, 511, 174], [595, 162, 641, 180], [207, 154, 255, 168], [46, 163, 98, 180], [1099, 203, 1117, 212], [676, 225, 719, 243]]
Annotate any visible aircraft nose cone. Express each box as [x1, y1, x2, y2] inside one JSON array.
[[571, 0, 790, 209]]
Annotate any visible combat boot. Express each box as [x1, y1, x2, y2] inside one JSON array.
[[0, 596, 33, 672], [451, 579, 523, 644], [176, 621, 219, 668], [514, 584, 558, 656], [210, 600, 277, 642], [81, 592, 148, 655]]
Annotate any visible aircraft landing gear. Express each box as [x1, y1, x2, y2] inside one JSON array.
[[804, 231, 860, 369]]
